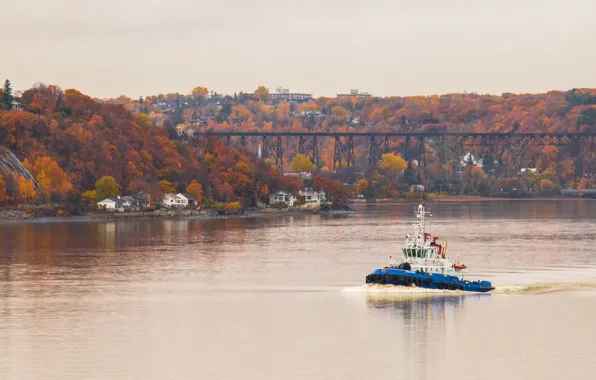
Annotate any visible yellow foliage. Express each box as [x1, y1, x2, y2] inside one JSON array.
[[82, 190, 97, 203], [191, 86, 209, 99], [540, 179, 555, 193], [253, 86, 269, 102], [356, 179, 369, 195], [16, 175, 37, 203], [290, 154, 316, 173], [24, 156, 73, 201], [223, 201, 242, 211], [160, 180, 176, 194], [95, 176, 120, 200], [378, 153, 407, 172]]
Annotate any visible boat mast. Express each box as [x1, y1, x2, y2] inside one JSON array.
[[414, 204, 429, 245]]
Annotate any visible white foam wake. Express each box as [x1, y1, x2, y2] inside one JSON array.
[[342, 282, 596, 295], [342, 284, 459, 294]]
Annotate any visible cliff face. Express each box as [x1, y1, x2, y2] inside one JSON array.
[[0, 147, 39, 189]]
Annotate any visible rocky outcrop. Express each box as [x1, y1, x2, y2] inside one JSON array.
[[0, 147, 39, 189], [0, 210, 34, 220]]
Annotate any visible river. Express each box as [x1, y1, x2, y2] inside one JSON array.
[[1, 200, 596, 379]]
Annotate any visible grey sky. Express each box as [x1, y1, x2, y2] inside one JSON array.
[[3, 0, 596, 98]]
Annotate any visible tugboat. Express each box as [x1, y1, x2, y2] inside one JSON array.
[[365, 204, 494, 293]]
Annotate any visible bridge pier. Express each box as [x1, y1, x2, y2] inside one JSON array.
[[333, 136, 355, 182], [574, 142, 583, 189], [298, 136, 319, 167], [368, 135, 389, 165], [263, 136, 283, 171], [224, 136, 247, 150]]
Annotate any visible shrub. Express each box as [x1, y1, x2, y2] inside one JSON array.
[[223, 201, 242, 212]]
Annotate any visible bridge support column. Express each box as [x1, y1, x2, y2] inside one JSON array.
[[368, 135, 389, 165], [416, 136, 426, 181], [333, 136, 355, 182], [574, 142, 583, 189], [298, 136, 319, 167], [263, 136, 283, 172]]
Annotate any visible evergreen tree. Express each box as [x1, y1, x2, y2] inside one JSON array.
[[2, 79, 13, 110], [482, 152, 495, 174], [404, 161, 416, 185]]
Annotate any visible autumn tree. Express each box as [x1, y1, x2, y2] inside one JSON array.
[[330, 106, 348, 123], [82, 190, 97, 204], [2, 79, 13, 110], [378, 153, 407, 180], [190, 86, 209, 105], [24, 156, 73, 201], [540, 179, 555, 193], [313, 175, 349, 206], [15, 175, 36, 203], [223, 201, 242, 212], [0, 173, 7, 201], [160, 180, 176, 194], [95, 176, 120, 201], [356, 178, 369, 195], [254, 86, 269, 102], [186, 180, 203, 204], [290, 154, 317, 173]]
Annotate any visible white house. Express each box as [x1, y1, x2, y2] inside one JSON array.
[[162, 193, 187, 208], [268, 191, 295, 207], [97, 197, 130, 211], [176, 193, 198, 206], [520, 168, 539, 175], [298, 190, 326, 208], [460, 152, 483, 168]]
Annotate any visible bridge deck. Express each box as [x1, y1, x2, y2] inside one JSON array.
[[193, 132, 596, 137]]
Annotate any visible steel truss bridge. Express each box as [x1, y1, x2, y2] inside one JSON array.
[[193, 132, 596, 187]]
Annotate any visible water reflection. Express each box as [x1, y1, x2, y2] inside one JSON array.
[[366, 293, 468, 323]]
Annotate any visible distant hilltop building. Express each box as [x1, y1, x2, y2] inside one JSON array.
[[336, 89, 371, 99], [269, 86, 313, 102]]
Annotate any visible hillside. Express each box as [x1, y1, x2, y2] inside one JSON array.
[[139, 87, 596, 193], [0, 85, 302, 207], [1, 83, 595, 206]]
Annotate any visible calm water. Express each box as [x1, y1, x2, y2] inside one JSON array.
[[1, 200, 596, 380]]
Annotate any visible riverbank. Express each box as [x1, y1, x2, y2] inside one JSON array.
[[350, 194, 595, 204], [0, 207, 328, 222]]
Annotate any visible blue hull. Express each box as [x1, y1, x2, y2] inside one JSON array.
[[366, 268, 495, 293]]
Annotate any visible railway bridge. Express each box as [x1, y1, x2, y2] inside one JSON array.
[[193, 132, 596, 187]]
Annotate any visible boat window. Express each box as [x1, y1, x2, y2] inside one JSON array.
[[417, 248, 422, 258], [402, 248, 407, 257]]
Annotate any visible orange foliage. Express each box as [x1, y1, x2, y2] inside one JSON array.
[[186, 180, 203, 204], [24, 156, 73, 201]]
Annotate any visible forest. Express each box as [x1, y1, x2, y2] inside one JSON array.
[[1, 79, 595, 210]]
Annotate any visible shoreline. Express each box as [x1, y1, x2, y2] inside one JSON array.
[[0, 207, 328, 223], [351, 195, 595, 204], [0, 196, 591, 222]]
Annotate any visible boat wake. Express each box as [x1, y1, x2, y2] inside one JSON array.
[[492, 282, 596, 294], [344, 282, 596, 295], [343, 284, 460, 294]]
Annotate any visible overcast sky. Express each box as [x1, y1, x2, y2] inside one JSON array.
[[2, 0, 595, 98]]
